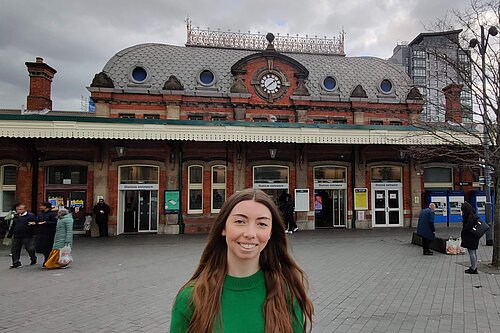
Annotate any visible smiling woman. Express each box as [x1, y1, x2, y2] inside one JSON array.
[[170, 188, 314, 333]]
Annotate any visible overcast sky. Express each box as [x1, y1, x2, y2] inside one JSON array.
[[0, 0, 473, 111]]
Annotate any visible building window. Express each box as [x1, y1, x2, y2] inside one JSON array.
[[131, 66, 148, 82], [321, 76, 337, 91], [188, 165, 203, 213], [371, 166, 402, 182], [413, 68, 426, 77], [253, 166, 289, 186], [389, 121, 402, 126], [119, 165, 158, 184], [198, 69, 216, 86], [275, 117, 289, 123], [144, 114, 160, 119], [253, 117, 268, 122], [370, 120, 384, 125], [379, 79, 393, 94], [47, 166, 87, 185], [314, 166, 346, 184], [313, 118, 327, 124], [188, 115, 204, 121], [424, 166, 453, 189], [333, 118, 347, 124], [1, 165, 17, 214], [211, 165, 226, 213], [211, 115, 227, 121], [119, 113, 135, 119]]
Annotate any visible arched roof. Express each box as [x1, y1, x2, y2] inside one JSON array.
[[100, 43, 414, 101]]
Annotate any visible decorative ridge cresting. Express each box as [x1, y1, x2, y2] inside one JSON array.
[[185, 19, 344, 55]]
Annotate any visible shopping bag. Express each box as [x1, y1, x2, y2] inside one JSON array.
[[446, 238, 457, 254], [471, 217, 490, 238], [58, 245, 73, 265], [456, 237, 466, 254], [2, 236, 12, 246]]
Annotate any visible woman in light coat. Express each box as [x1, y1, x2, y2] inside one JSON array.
[[44, 208, 73, 269]]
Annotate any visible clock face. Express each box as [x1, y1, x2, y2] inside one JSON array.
[[260, 73, 282, 94]]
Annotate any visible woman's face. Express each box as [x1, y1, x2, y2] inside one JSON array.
[[222, 199, 272, 271]]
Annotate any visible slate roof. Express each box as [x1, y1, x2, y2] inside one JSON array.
[[101, 43, 414, 101]]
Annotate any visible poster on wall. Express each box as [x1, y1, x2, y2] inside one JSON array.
[[354, 188, 368, 210], [294, 189, 309, 212], [165, 190, 180, 214]]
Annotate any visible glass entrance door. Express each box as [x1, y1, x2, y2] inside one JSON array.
[[373, 188, 402, 226], [123, 190, 158, 233], [314, 189, 346, 228]]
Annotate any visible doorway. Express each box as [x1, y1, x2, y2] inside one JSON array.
[[314, 189, 346, 228], [122, 190, 158, 233], [372, 185, 402, 226]]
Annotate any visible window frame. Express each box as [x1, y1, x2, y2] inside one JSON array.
[[0, 164, 17, 215], [211, 165, 226, 213], [188, 165, 203, 214]]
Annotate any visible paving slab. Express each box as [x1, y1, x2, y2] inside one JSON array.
[[0, 225, 499, 332]]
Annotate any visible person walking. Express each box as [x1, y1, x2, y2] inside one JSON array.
[[170, 188, 314, 332], [283, 193, 298, 233], [2, 203, 17, 249], [416, 203, 436, 255], [44, 208, 74, 269], [461, 201, 480, 274], [7, 203, 37, 268], [35, 202, 58, 267], [93, 198, 110, 237]]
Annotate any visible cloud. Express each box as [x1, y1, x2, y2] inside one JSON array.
[[0, 0, 473, 110]]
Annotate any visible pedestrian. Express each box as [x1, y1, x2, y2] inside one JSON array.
[[93, 198, 110, 237], [283, 193, 298, 233], [35, 201, 58, 267], [461, 201, 480, 274], [2, 203, 17, 248], [170, 188, 314, 332], [44, 208, 74, 269], [416, 203, 436, 255], [7, 203, 37, 268]]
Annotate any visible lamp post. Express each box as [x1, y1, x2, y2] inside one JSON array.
[[469, 25, 498, 246]]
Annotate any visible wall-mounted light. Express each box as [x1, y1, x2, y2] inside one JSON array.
[[116, 146, 127, 157], [170, 149, 175, 163], [269, 147, 277, 159]]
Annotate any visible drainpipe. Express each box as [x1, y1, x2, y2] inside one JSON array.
[[178, 141, 184, 234], [351, 145, 357, 229], [31, 143, 39, 213]]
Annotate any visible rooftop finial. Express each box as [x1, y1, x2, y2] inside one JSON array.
[[266, 32, 275, 51]]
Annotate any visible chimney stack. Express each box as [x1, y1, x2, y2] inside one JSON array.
[[25, 57, 57, 111], [442, 83, 463, 123]]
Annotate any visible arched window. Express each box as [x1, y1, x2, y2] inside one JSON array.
[[424, 166, 453, 189], [1, 165, 17, 214], [188, 165, 203, 213], [211, 165, 226, 213]]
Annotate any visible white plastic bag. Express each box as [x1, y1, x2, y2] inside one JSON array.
[[446, 238, 457, 254], [456, 237, 466, 254], [58, 245, 73, 265]]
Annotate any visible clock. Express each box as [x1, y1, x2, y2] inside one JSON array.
[[260, 73, 282, 94]]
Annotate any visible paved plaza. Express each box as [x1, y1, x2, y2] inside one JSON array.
[[1, 225, 499, 333]]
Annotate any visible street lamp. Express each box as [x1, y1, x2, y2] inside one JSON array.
[[469, 25, 498, 246]]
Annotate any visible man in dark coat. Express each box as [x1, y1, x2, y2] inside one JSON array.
[[417, 203, 436, 255], [93, 198, 111, 237], [35, 201, 58, 266], [7, 203, 37, 268]]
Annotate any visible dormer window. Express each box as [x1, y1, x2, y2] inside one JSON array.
[[379, 79, 393, 94], [321, 76, 338, 91], [131, 66, 148, 83], [198, 69, 216, 86]]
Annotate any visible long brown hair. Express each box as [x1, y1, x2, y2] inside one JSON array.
[[178, 188, 314, 332]]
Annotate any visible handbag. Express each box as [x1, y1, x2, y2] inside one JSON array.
[[470, 217, 490, 238]]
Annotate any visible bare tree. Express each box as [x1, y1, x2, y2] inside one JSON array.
[[407, 0, 500, 266]]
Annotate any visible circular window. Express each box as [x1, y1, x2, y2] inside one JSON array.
[[131, 66, 148, 82], [199, 70, 215, 86], [380, 79, 393, 93], [322, 76, 337, 91]]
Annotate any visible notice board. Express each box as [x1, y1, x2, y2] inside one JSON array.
[[294, 189, 309, 212]]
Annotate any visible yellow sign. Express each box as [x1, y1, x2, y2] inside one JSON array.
[[354, 188, 368, 210]]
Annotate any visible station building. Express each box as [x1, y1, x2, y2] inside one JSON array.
[[0, 27, 482, 235]]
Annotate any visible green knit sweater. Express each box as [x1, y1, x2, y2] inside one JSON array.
[[170, 270, 304, 332]]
